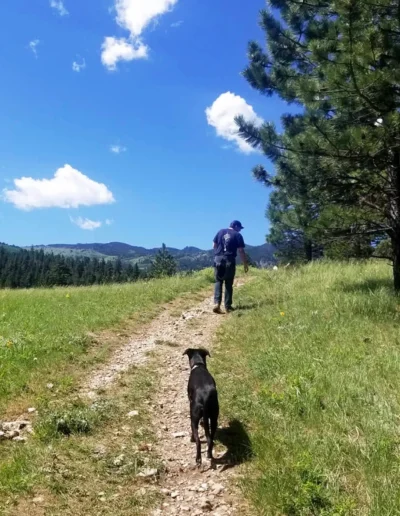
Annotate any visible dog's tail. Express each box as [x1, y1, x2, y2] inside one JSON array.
[[203, 389, 219, 435]]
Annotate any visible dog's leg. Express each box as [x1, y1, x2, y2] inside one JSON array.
[[203, 417, 212, 459], [191, 417, 202, 465], [208, 415, 218, 460]]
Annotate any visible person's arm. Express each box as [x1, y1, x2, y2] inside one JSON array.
[[213, 231, 219, 250], [237, 234, 248, 272], [238, 248, 249, 272]]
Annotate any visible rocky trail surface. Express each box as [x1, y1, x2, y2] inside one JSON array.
[[82, 282, 250, 515]]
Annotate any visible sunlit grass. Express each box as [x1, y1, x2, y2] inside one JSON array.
[[214, 260, 400, 515]]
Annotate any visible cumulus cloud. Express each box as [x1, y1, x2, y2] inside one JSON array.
[[29, 40, 40, 58], [50, 0, 69, 16], [101, 37, 148, 71], [110, 144, 127, 154], [72, 58, 86, 72], [205, 92, 263, 154], [101, 0, 178, 70], [3, 164, 115, 211], [70, 216, 102, 230]]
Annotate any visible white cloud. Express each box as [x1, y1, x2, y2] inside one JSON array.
[[101, 37, 148, 71], [3, 164, 115, 211], [70, 216, 102, 231], [50, 0, 69, 16], [29, 40, 40, 58], [171, 20, 183, 28], [115, 0, 178, 36], [72, 58, 86, 72], [101, 0, 178, 70], [205, 92, 263, 154], [105, 218, 114, 226], [110, 144, 127, 154]]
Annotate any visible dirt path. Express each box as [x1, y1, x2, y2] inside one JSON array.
[[81, 281, 250, 515]]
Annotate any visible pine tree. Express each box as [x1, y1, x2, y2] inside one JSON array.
[[149, 244, 177, 278], [237, 0, 400, 289]]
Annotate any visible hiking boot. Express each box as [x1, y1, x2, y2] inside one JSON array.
[[213, 304, 222, 314]]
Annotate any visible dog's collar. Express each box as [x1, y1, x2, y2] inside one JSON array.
[[191, 363, 204, 371]]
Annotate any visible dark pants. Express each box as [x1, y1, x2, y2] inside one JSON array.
[[214, 261, 236, 309]]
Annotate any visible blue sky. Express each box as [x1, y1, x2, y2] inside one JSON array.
[[0, 0, 289, 250]]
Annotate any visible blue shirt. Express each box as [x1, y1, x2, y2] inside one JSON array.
[[213, 228, 245, 260]]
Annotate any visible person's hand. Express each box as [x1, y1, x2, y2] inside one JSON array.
[[244, 264, 249, 274]]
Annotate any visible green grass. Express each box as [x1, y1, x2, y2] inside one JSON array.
[[0, 270, 213, 413], [213, 260, 400, 515], [1, 362, 162, 515], [0, 271, 214, 513]]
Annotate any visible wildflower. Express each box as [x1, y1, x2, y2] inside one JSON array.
[[280, 311, 285, 317], [6, 341, 13, 348], [66, 294, 70, 299]]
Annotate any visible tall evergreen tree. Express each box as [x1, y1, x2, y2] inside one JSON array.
[[237, 0, 400, 288], [149, 244, 177, 278]]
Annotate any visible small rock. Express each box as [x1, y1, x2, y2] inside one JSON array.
[[98, 491, 105, 496], [160, 488, 171, 495], [93, 444, 107, 457], [5, 430, 19, 439], [170, 491, 179, 498], [138, 443, 152, 452], [136, 468, 159, 478], [172, 432, 186, 438], [2, 422, 17, 432], [32, 496, 44, 504], [127, 410, 139, 418], [212, 483, 225, 496], [113, 454, 125, 467], [200, 498, 213, 511], [27, 408, 36, 414], [12, 436, 27, 442], [99, 497, 107, 503], [181, 506, 190, 512], [46, 383, 54, 390]]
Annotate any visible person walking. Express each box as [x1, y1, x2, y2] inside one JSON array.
[[213, 220, 248, 314]]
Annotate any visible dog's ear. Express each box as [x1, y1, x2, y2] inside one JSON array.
[[200, 348, 211, 358], [183, 348, 192, 357]]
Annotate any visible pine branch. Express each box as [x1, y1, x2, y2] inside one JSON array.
[[235, 116, 263, 149]]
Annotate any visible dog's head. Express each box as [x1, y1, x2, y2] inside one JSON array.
[[183, 348, 211, 369]]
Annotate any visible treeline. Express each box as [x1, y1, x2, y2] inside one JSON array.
[[0, 246, 142, 288], [236, 0, 400, 289], [0, 242, 181, 289]]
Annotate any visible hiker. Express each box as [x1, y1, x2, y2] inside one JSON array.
[[213, 220, 249, 314]]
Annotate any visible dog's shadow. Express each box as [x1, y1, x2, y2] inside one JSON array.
[[213, 419, 253, 470]]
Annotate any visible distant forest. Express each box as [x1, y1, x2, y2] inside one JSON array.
[[0, 245, 143, 288]]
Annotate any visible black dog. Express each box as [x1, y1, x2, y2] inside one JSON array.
[[183, 348, 219, 465]]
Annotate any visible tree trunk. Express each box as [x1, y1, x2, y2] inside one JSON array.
[[304, 239, 313, 262], [391, 149, 400, 292], [392, 235, 400, 292]]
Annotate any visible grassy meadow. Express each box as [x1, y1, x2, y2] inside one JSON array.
[[0, 270, 213, 413], [2, 260, 400, 514], [213, 260, 400, 515]]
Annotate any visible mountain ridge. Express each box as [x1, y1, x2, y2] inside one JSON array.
[[26, 241, 276, 270]]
